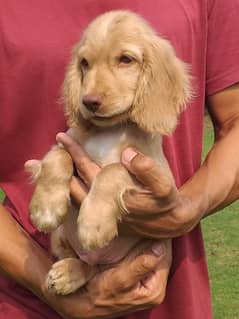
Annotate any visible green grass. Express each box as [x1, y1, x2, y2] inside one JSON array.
[[0, 189, 5, 202], [202, 117, 239, 319], [0, 118, 238, 318]]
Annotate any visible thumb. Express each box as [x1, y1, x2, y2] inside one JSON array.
[[121, 148, 175, 198]]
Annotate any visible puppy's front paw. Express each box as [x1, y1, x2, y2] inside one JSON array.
[[46, 258, 95, 295], [30, 186, 70, 232], [78, 197, 118, 251]]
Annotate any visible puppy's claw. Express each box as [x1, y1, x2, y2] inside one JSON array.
[[46, 258, 95, 295], [78, 198, 118, 251], [30, 207, 67, 233], [78, 221, 118, 251]]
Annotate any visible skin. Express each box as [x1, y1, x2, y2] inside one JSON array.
[[57, 82, 239, 276], [118, 83, 239, 238], [0, 192, 171, 318], [57, 83, 239, 290], [0, 83, 238, 318]]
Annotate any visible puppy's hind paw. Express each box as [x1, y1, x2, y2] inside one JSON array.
[[46, 258, 96, 295]]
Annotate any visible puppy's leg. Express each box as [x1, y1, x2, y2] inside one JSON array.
[[46, 226, 97, 295], [25, 146, 74, 232], [51, 226, 77, 260], [78, 163, 137, 250], [46, 257, 97, 295]]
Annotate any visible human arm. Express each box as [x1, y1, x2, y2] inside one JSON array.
[[117, 83, 239, 238], [0, 204, 64, 313], [0, 202, 171, 318], [58, 84, 239, 240], [115, 0, 239, 238]]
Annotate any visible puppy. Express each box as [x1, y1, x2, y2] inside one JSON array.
[[26, 10, 192, 295]]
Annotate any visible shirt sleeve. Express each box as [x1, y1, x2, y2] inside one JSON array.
[[206, 0, 239, 96]]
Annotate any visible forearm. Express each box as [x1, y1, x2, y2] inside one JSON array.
[[120, 85, 239, 239], [0, 204, 170, 318], [181, 116, 239, 218], [0, 204, 67, 317]]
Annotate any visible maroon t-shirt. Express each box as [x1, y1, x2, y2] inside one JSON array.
[[1, 1, 239, 318]]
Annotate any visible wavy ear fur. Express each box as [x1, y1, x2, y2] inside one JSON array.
[[130, 35, 192, 135], [62, 44, 83, 127]]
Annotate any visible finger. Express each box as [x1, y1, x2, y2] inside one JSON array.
[[70, 176, 88, 206], [111, 244, 166, 292], [122, 207, 189, 238], [56, 132, 100, 185], [141, 241, 172, 303], [140, 258, 171, 306], [121, 148, 177, 199], [109, 241, 171, 308], [120, 188, 178, 215], [121, 221, 171, 239]]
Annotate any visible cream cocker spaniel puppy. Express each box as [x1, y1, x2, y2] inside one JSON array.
[[26, 10, 192, 295]]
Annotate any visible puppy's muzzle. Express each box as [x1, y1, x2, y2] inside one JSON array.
[[83, 94, 102, 113]]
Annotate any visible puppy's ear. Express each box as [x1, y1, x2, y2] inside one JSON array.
[[130, 35, 192, 135], [62, 45, 82, 127]]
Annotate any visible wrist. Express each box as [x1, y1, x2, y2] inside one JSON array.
[[179, 182, 209, 225]]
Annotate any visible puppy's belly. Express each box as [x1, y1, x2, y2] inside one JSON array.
[[63, 207, 140, 265]]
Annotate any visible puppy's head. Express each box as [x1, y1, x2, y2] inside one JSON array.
[[63, 11, 192, 135]]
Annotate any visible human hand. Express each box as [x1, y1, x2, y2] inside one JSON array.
[[47, 239, 171, 319], [120, 148, 205, 239], [56, 133, 202, 239], [56, 132, 100, 205], [55, 133, 172, 317]]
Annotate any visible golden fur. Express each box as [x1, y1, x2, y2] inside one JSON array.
[[64, 10, 191, 134], [26, 10, 191, 295]]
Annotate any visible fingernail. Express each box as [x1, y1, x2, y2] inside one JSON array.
[[151, 243, 164, 257], [122, 148, 138, 164]]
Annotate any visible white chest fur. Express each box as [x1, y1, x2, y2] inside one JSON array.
[[67, 125, 165, 168], [83, 128, 126, 166]]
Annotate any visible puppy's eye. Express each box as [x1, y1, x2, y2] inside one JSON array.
[[119, 55, 134, 65], [80, 58, 89, 68]]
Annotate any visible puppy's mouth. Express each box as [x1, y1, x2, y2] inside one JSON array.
[[93, 113, 121, 120], [90, 111, 129, 126]]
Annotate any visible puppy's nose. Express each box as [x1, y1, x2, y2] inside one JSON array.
[[83, 95, 102, 113]]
